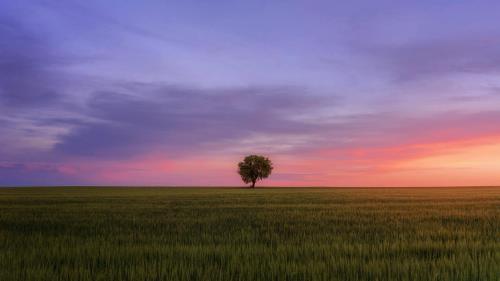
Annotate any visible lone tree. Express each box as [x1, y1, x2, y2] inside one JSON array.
[[238, 155, 273, 188]]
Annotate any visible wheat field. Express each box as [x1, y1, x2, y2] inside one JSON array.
[[0, 187, 498, 281]]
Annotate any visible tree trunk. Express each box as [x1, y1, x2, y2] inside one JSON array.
[[251, 180, 256, 188]]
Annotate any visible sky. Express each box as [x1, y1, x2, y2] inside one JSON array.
[[1, 0, 500, 186]]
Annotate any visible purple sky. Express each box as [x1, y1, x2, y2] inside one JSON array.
[[1, 1, 500, 186]]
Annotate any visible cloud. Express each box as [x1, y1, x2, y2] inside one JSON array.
[[0, 162, 83, 186], [53, 85, 335, 158], [0, 15, 93, 158], [53, 83, 500, 163], [355, 35, 500, 81], [0, 18, 65, 107]]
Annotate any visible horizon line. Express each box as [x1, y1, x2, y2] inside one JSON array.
[[1, 185, 500, 189]]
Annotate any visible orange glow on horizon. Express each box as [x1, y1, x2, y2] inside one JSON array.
[[76, 135, 500, 187]]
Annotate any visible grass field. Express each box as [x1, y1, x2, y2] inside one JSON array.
[[0, 187, 498, 281]]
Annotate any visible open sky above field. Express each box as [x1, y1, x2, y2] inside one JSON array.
[[1, 1, 500, 186]]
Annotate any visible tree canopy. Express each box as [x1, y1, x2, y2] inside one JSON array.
[[237, 155, 273, 188]]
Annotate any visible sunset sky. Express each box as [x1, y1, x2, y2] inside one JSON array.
[[1, 1, 500, 186]]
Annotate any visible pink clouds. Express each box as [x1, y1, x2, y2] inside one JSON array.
[[267, 134, 500, 187]]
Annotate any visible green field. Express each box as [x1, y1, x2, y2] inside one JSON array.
[[0, 187, 498, 281]]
